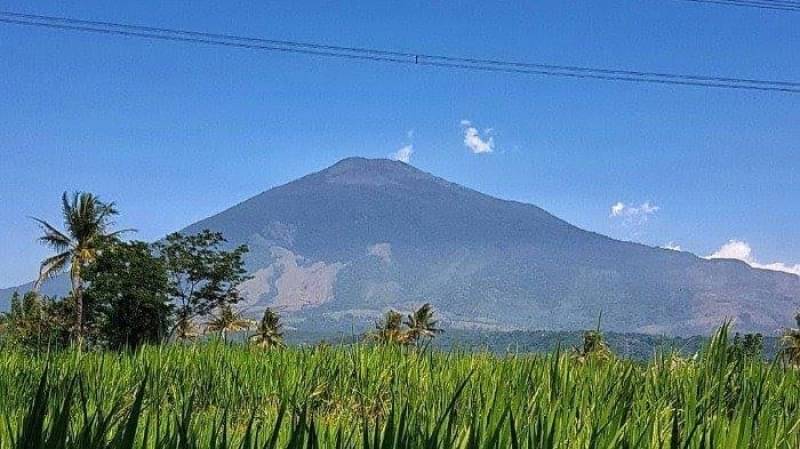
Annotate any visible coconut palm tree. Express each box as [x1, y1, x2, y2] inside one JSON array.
[[373, 310, 408, 345], [206, 304, 251, 343], [32, 191, 129, 344], [249, 308, 285, 349], [404, 303, 443, 346], [781, 312, 800, 367]]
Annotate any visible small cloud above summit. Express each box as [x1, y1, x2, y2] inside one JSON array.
[[389, 129, 415, 163], [706, 240, 800, 276], [390, 144, 414, 163], [460, 120, 494, 154]]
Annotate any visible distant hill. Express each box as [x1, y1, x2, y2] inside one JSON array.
[[4, 157, 799, 335]]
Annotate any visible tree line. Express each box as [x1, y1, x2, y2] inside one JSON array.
[[0, 192, 283, 350]]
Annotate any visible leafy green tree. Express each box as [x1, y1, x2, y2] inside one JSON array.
[[155, 230, 250, 338], [83, 240, 173, 349], [731, 332, 764, 360], [404, 303, 443, 346], [250, 308, 285, 349], [782, 312, 800, 367], [31, 192, 130, 344], [206, 304, 251, 343], [0, 291, 71, 350]]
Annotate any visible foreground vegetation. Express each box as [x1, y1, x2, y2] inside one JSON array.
[[4, 192, 800, 448], [1, 326, 799, 449]]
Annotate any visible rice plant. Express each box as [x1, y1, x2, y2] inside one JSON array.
[[1, 325, 798, 448]]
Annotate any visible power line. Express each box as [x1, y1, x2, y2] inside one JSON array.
[[675, 0, 800, 11], [1, 10, 798, 93]]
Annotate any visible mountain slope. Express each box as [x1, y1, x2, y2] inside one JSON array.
[[5, 157, 799, 335], [180, 157, 800, 335]]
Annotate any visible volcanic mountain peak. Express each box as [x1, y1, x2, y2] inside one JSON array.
[[306, 157, 452, 188], [3, 157, 799, 335]]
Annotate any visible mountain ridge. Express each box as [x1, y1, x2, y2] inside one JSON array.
[[3, 157, 799, 335]]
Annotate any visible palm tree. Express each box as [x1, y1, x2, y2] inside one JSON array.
[[373, 310, 408, 345], [781, 312, 800, 367], [206, 304, 251, 343], [404, 303, 443, 346], [32, 192, 128, 344], [249, 308, 285, 349]]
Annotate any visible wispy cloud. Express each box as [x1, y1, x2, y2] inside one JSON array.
[[609, 201, 659, 224], [707, 240, 800, 277], [460, 120, 494, 154], [389, 129, 415, 163], [390, 144, 414, 163]]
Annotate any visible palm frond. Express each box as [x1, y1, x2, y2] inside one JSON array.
[[34, 251, 70, 290], [106, 228, 137, 238], [30, 217, 73, 252]]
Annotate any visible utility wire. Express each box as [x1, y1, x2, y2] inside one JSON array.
[[1, 10, 798, 93], [675, 0, 800, 11]]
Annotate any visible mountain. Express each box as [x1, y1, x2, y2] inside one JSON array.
[[4, 157, 799, 335]]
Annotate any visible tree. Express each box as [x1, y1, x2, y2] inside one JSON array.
[[404, 303, 443, 346], [781, 312, 800, 367], [31, 192, 130, 344], [155, 230, 250, 338], [573, 314, 613, 362], [0, 291, 71, 350], [731, 332, 764, 360], [249, 308, 285, 349], [83, 240, 173, 349], [206, 304, 251, 343], [373, 310, 408, 345]]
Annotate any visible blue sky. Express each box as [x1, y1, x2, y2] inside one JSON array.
[[1, 1, 798, 287]]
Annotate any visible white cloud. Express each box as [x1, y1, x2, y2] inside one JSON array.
[[708, 240, 752, 261], [609, 201, 659, 223], [461, 120, 494, 154], [707, 240, 800, 277], [662, 242, 682, 251], [390, 144, 414, 163]]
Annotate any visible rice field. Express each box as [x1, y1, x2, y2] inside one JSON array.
[[1, 327, 799, 449]]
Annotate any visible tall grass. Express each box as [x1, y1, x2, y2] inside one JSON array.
[[1, 326, 798, 448]]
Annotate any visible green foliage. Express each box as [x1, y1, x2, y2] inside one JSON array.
[[206, 304, 251, 343], [572, 329, 614, 362], [571, 314, 614, 362], [0, 291, 71, 350], [782, 312, 800, 367], [249, 308, 285, 349], [372, 310, 409, 345], [0, 325, 799, 448], [83, 240, 173, 349], [154, 230, 250, 337], [404, 303, 443, 345], [372, 304, 443, 346], [731, 332, 764, 360], [31, 191, 129, 344]]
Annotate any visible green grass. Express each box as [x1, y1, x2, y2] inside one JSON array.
[[1, 327, 799, 448]]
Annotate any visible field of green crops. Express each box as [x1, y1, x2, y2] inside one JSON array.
[[1, 327, 799, 449]]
